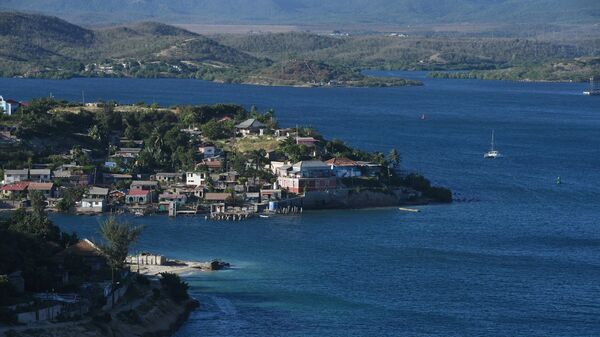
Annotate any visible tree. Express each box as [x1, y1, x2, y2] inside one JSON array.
[[388, 148, 401, 168], [99, 218, 144, 306]]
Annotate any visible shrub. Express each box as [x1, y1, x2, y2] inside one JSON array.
[[159, 273, 189, 301]]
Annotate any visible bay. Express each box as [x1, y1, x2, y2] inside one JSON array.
[[3, 72, 600, 336]]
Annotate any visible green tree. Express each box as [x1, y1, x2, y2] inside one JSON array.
[[388, 148, 401, 168], [99, 218, 144, 306]]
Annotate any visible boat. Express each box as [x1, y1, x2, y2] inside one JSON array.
[[583, 77, 600, 96], [420, 113, 427, 120], [259, 214, 270, 218], [398, 207, 420, 213], [134, 210, 144, 216], [484, 130, 501, 159]]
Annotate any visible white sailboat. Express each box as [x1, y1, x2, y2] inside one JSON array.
[[484, 130, 501, 159]]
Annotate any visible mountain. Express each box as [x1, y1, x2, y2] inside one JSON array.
[[0, 0, 598, 26], [0, 12, 268, 80]]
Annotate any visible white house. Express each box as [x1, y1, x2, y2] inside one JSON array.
[[29, 169, 52, 182], [4, 169, 28, 184], [0, 96, 18, 116], [79, 198, 107, 213], [186, 172, 208, 187]]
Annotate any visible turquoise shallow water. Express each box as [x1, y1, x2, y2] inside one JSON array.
[[4, 72, 600, 336]]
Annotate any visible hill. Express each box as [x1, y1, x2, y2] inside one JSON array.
[[0, 0, 598, 26], [0, 12, 418, 86], [0, 12, 269, 81]]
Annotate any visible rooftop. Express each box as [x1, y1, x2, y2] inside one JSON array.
[[235, 118, 266, 129], [28, 182, 54, 190], [325, 157, 359, 167], [128, 189, 151, 196]]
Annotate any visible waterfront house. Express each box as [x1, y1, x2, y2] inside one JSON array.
[[325, 157, 362, 178], [1, 182, 29, 200], [79, 198, 107, 213], [158, 193, 188, 205], [108, 190, 126, 204], [235, 118, 267, 136], [198, 143, 218, 158], [277, 160, 337, 194], [154, 172, 184, 184], [86, 186, 109, 200], [126, 189, 152, 205], [204, 192, 231, 203], [4, 169, 28, 184], [260, 189, 283, 201], [28, 182, 55, 198], [356, 161, 383, 177], [186, 171, 208, 187], [29, 169, 52, 182]]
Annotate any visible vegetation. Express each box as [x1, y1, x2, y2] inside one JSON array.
[[429, 57, 600, 82], [159, 272, 189, 301], [98, 217, 143, 306]]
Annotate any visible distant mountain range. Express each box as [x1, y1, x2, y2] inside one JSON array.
[[0, 11, 597, 84], [1, 0, 598, 26]]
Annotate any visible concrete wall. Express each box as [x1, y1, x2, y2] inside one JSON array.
[[303, 188, 418, 209], [16, 304, 63, 323]]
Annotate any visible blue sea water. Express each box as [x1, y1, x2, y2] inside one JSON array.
[[3, 72, 600, 336]]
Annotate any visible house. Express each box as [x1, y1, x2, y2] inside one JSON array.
[[198, 143, 217, 158], [154, 172, 184, 184], [204, 192, 231, 203], [296, 137, 318, 147], [260, 189, 283, 201], [3, 169, 28, 183], [235, 118, 267, 136], [1, 182, 29, 200], [130, 180, 159, 191], [86, 186, 109, 200], [54, 239, 107, 272], [55, 169, 92, 186], [126, 189, 152, 205], [356, 161, 383, 177], [108, 190, 126, 204], [196, 158, 223, 172], [78, 198, 107, 213], [158, 193, 188, 205], [277, 160, 337, 194], [325, 157, 362, 178], [186, 172, 208, 187], [274, 128, 297, 138], [29, 169, 52, 182], [110, 148, 142, 164], [0, 96, 18, 115], [28, 182, 55, 198], [103, 173, 133, 185], [245, 192, 260, 203]]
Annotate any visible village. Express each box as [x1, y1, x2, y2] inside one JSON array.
[[1, 98, 449, 220]]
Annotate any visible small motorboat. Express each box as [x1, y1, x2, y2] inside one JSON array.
[[259, 214, 270, 218], [398, 207, 420, 213]]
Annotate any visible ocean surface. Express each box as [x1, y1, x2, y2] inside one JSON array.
[[3, 72, 600, 336]]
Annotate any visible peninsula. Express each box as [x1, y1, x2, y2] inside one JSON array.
[[0, 98, 451, 220]]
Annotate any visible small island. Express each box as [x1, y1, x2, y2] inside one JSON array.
[[0, 98, 451, 220]]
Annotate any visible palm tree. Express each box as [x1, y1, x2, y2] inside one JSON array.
[[99, 217, 144, 306]]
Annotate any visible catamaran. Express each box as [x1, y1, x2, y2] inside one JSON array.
[[484, 130, 501, 159]]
